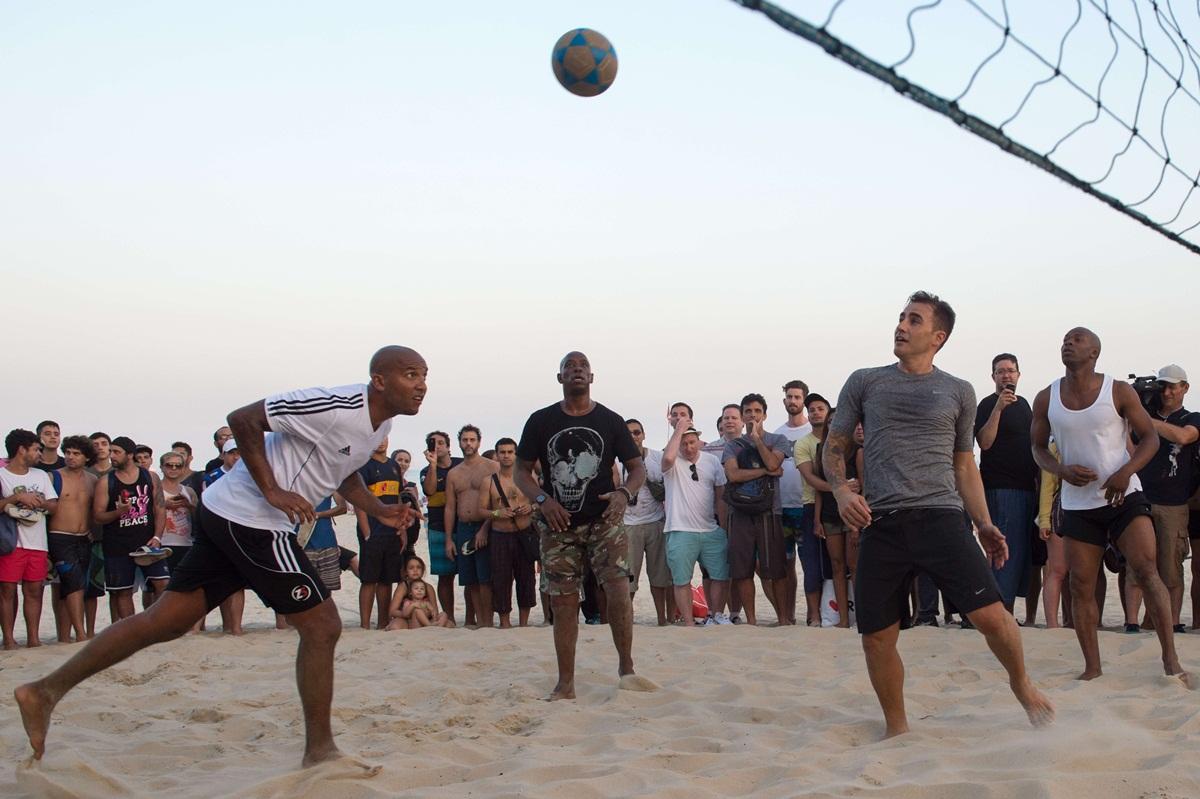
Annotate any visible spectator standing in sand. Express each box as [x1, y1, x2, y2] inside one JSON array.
[[620, 418, 671, 626], [444, 425, 498, 628], [481, 437, 539, 628], [421, 431, 462, 626], [774, 380, 812, 627], [48, 436, 98, 642], [1, 430, 59, 649]]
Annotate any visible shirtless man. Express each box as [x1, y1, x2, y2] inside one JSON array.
[[1031, 327, 1189, 683], [480, 437, 537, 628], [48, 436, 98, 642], [444, 425, 499, 628]]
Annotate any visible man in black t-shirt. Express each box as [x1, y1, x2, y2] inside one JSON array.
[[1134, 364, 1200, 631], [514, 351, 657, 700], [34, 422, 66, 473], [974, 353, 1040, 616]]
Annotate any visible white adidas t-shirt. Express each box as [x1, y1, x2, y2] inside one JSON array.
[[775, 420, 813, 508], [662, 452, 727, 533], [202, 384, 391, 530]]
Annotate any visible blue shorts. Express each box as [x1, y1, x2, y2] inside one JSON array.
[[427, 528, 456, 576], [103, 552, 168, 591], [666, 529, 730, 584], [781, 506, 805, 559], [455, 521, 491, 586]]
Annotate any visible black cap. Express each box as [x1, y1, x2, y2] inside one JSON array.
[[110, 436, 137, 455]]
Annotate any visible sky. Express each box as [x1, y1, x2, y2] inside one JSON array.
[[3, 0, 1198, 466]]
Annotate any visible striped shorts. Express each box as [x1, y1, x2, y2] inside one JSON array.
[[167, 504, 329, 615]]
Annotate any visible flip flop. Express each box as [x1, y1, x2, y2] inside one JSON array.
[[129, 545, 173, 566]]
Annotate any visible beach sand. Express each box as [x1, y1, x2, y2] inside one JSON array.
[[2, 518, 1199, 798]]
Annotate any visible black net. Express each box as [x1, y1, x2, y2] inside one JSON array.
[[731, 0, 1200, 256]]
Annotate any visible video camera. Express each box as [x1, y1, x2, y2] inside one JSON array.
[[1128, 373, 1163, 414]]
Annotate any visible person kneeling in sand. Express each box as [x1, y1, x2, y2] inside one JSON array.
[[387, 555, 450, 629]]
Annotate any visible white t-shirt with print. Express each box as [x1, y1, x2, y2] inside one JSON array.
[[662, 451, 727, 533], [0, 467, 58, 551], [775, 420, 813, 508], [202, 384, 391, 531]]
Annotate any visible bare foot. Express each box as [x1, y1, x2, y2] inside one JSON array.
[[1166, 667, 1194, 689], [1012, 680, 1055, 727], [15, 682, 59, 760], [27, 640, 42, 648], [4, 641, 18, 651], [882, 724, 910, 739], [300, 744, 381, 771], [546, 681, 575, 701], [618, 674, 659, 692], [1076, 668, 1102, 680]]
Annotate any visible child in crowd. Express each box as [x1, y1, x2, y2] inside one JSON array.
[[387, 555, 450, 629]]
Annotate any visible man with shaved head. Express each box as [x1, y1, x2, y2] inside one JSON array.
[[18, 346, 428, 767], [1033, 328, 1190, 684], [515, 351, 658, 699]]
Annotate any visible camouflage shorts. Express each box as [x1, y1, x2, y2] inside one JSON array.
[[535, 516, 630, 596]]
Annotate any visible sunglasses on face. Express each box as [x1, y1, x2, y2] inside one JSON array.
[[164, 463, 184, 469]]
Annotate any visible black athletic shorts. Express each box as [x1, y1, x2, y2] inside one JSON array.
[[1060, 492, 1151, 548], [1188, 508, 1200, 541], [855, 507, 1002, 635], [358, 531, 406, 584], [48, 533, 91, 597], [167, 504, 329, 615], [338, 546, 357, 572]]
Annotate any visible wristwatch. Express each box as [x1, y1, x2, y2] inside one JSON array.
[[615, 486, 633, 502], [535, 494, 547, 505]]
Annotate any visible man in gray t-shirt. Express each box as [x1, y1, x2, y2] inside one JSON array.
[[829, 365, 976, 511], [822, 291, 1053, 740]]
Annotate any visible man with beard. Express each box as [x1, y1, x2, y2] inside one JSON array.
[[445, 425, 498, 627]]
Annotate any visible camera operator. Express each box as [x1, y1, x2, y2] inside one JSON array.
[[1133, 364, 1200, 632]]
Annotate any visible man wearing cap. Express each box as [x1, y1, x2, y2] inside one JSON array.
[[1133, 365, 1200, 632], [203, 439, 241, 488], [661, 416, 730, 625], [91, 436, 166, 621]]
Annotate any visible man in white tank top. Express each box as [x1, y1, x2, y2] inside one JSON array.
[[1032, 327, 1190, 684]]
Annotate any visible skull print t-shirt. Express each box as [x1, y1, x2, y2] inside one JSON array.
[[517, 401, 640, 526]]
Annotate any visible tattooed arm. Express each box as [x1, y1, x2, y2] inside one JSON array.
[[823, 429, 871, 529]]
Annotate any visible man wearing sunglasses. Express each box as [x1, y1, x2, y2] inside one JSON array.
[[661, 416, 730, 626]]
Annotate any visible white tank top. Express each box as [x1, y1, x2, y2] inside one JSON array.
[[1047, 374, 1141, 510]]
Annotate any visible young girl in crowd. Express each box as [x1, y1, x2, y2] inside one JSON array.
[[387, 555, 450, 629]]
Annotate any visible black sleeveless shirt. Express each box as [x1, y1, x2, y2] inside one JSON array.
[[103, 467, 156, 550]]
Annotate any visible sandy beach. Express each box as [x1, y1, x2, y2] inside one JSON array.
[[3, 518, 1199, 798]]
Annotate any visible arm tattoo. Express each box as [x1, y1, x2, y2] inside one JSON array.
[[822, 431, 853, 491]]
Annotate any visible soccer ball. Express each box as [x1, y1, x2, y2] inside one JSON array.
[[551, 28, 618, 97]]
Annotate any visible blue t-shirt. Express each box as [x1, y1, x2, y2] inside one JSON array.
[[304, 496, 337, 550]]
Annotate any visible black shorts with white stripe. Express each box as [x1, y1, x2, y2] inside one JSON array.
[[167, 503, 329, 615]]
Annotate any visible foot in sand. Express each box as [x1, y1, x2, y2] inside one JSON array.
[[302, 751, 382, 777], [1076, 668, 1102, 681], [882, 723, 910, 740], [618, 674, 659, 692], [1012, 680, 1055, 728], [546, 681, 575, 701], [1165, 665, 1194, 689], [15, 682, 59, 760]]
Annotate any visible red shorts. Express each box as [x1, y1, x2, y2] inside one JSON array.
[[0, 547, 49, 583]]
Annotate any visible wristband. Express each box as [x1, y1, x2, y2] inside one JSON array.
[[616, 486, 633, 502]]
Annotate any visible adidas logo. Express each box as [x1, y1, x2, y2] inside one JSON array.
[[338, 446, 351, 456]]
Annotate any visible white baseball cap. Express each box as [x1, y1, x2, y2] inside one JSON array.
[[222, 439, 239, 454], [1157, 364, 1188, 384]]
